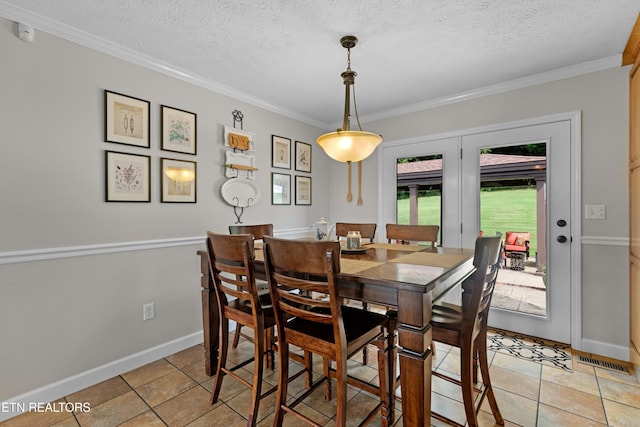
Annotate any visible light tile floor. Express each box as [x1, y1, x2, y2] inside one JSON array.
[[2, 331, 639, 426]]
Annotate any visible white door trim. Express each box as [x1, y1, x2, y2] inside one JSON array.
[[378, 111, 582, 348]]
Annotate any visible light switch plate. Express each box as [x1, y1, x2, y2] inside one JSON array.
[[585, 204, 605, 219], [143, 303, 155, 320]]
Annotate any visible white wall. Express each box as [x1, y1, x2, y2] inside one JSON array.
[[328, 66, 631, 359], [0, 17, 328, 406]]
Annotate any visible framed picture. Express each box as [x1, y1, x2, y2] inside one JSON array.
[[161, 105, 197, 154], [105, 150, 150, 202], [295, 141, 312, 172], [271, 173, 291, 205], [105, 90, 150, 148], [271, 135, 291, 169], [161, 158, 197, 203], [295, 175, 312, 205]]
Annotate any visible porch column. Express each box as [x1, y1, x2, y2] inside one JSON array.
[[409, 184, 419, 225]]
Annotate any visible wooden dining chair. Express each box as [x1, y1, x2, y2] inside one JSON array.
[[430, 233, 504, 427], [263, 237, 396, 427], [228, 224, 273, 349], [385, 223, 439, 246], [206, 232, 311, 427], [335, 222, 377, 242]]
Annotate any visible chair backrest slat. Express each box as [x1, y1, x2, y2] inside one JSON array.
[[335, 222, 377, 242], [229, 224, 273, 240], [386, 224, 439, 246]]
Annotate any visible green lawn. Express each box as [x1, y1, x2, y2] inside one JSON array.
[[397, 187, 537, 254]]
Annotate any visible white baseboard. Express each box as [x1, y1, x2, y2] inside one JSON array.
[[0, 331, 204, 422], [581, 338, 630, 362]]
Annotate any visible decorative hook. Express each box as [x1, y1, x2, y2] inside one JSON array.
[[233, 206, 244, 224], [232, 110, 244, 130], [232, 196, 243, 224], [231, 196, 254, 224]]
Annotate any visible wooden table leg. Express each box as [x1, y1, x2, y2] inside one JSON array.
[[396, 289, 432, 426], [198, 251, 218, 376]]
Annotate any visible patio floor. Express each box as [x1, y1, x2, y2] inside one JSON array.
[[494, 259, 547, 316]]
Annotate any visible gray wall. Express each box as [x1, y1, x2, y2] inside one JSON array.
[[0, 17, 328, 403], [0, 14, 631, 407]]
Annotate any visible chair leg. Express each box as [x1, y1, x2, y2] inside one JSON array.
[[477, 331, 504, 425], [334, 355, 348, 426], [210, 317, 229, 404], [376, 333, 395, 427], [460, 343, 479, 427], [231, 277, 244, 349], [323, 357, 332, 401], [473, 340, 479, 384], [273, 341, 289, 427], [247, 324, 265, 427], [264, 327, 275, 370], [231, 325, 242, 349], [303, 351, 313, 389], [362, 302, 369, 365]]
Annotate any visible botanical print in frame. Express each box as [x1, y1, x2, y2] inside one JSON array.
[[271, 135, 291, 169], [161, 158, 197, 203], [295, 175, 311, 205], [105, 150, 150, 202], [161, 105, 197, 155], [271, 173, 291, 205], [105, 90, 150, 148], [295, 141, 312, 173]]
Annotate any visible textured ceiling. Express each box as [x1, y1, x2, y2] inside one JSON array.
[[1, 0, 639, 128]]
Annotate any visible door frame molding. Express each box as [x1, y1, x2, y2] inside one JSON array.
[[378, 111, 582, 347]]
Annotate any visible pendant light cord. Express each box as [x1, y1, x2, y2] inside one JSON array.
[[352, 84, 364, 131], [346, 45, 364, 132]]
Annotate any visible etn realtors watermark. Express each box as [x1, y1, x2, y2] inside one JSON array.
[[2, 401, 90, 413]]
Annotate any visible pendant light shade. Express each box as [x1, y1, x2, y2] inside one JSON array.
[[316, 35, 382, 163], [317, 130, 382, 163]]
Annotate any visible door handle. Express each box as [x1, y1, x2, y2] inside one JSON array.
[[557, 235, 567, 243]]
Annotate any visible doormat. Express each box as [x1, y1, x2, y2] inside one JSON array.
[[487, 328, 572, 372]]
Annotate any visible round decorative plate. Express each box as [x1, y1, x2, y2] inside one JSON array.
[[221, 178, 260, 207]]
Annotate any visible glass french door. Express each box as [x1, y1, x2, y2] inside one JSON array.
[[380, 136, 461, 247], [380, 119, 574, 344]]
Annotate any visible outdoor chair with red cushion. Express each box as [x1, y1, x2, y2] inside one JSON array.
[[503, 231, 530, 260]]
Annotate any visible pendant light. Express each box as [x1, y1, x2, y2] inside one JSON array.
[[316, 35, 382, 163]]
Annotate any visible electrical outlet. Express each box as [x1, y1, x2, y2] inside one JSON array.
[[143, 303, 155, 320], [584, 204, 605, 220]]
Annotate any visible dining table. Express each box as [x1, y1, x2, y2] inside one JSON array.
[[197, 241, 475, 426]]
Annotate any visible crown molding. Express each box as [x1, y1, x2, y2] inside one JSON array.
[[0, 2, 622, 130], [359, 55, 622, 124], [0, 2, 327, 129]]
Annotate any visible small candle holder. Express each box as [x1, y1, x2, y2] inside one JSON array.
[[346, 231, 361, 249]]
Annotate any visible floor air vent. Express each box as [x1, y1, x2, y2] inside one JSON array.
[[577, 355, 628, 373]]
